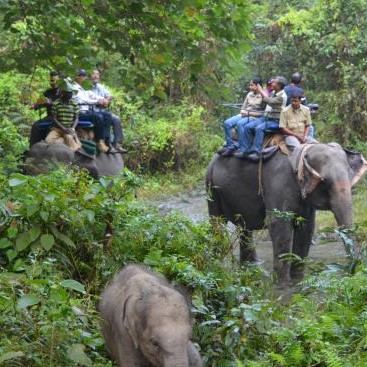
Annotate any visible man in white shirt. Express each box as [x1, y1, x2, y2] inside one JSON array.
[[72, 69, 115, 153], [90, 69, 125, 153]]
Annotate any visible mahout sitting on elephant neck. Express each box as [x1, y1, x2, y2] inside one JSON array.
[[206, 143, 367, 284], [99, 264, 202, 367]]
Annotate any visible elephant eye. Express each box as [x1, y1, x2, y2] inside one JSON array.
[[150, 338, 161, 351]]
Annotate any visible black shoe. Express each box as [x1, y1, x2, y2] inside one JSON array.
[[233, 151, 249, 159], [217, 146, 229, 155], [220, 147, 236, 157]]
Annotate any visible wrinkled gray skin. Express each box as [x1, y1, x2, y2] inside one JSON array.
[[24, 141, 124, 178], [99, 265, 202, 367], [206, 143, 367, 283]]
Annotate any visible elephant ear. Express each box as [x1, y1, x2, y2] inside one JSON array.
[[122, 294, 140, 349], [296, 147, 324, 199], [343, 148, 367, 186]]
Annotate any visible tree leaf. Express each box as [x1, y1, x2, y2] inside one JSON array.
[[15, 232, 32, 251], [0, 238, 12, 249], [29, 226, 41, 242], [17, 294, 41, 310], [49, 224, 76, 249], [0, 351, 25, 363], [8, 174, 28, 186], [6, 249, 17, 261], [67, 344, 92, 366], [60, 279, 86, 294], [40, 234, 55, 250]]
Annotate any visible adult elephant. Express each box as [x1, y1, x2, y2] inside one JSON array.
[[24, 141, 124, 179], [206, 143, 367, 283]]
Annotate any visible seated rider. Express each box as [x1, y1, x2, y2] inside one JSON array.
[[234, 76, 288, 158], [71, 69, 115, 153], [279, 92, 317, 149], [90, 69, 126, 153], [218, 77, 265, 157], [284, 72, 307, 106], [45, 80, 81, 152], [29, 71, 61, 146]]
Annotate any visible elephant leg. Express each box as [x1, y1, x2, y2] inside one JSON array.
[[291, 208, 316, 281], [268, 219, 293, 283], [206, 185, 223, 218], [239, 227, 257, 263]]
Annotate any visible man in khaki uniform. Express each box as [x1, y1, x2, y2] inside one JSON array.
[[279, 92, 316, 149]]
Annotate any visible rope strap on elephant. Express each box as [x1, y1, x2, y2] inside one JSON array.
[[257, 134, 290, 196], [290, 143, 324, 198]]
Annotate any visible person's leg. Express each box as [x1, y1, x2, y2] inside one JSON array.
[[308, 125, 315, 138], [218, 114, 242, 156], [242, 117, 264, 152], [99, 111, 114, 145], [284, 135, 301, 150], [45, 128, 64, 144], [237, 116, 254, 152], [111, 113, 123, 145], [250, 119, 279, 154], [79, 112, 108, 152], [223, 115, 241, 148], [64, 133, 82, 151]]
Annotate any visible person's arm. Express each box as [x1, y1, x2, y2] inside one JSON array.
[[240, 94, 249, 116]]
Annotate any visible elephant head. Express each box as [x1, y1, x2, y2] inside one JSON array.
[[100, 265, 202, 367], [297, 143, 367, 227], [24, 141, 124, 179]]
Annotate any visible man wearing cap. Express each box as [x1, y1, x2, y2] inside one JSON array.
[[279, 92, 316, 149], [234, 76, 288, 158], [71, 69, 115, 153], [90, 69, 126, 153], [45, 80, 81, 151]]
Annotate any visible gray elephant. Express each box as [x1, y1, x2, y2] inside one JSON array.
[[99, 264, 202, 367], [24, 141, 124, 178], [206, 143, 367, 282]]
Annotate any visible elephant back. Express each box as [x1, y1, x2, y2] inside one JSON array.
[[95, 153, 124, 176]]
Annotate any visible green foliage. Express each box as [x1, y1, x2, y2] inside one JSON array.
[[0, 0, 253, 102], [123, 101, 222, 172], [0, 258, 111, 366], [245, 0, 367, 145]]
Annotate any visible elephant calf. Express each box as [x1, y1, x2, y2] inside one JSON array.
[[99, 264, 202, 367]]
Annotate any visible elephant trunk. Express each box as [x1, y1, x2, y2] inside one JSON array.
[[330, 180, 353, 228]]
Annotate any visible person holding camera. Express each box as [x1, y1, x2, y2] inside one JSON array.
[[218, 77, 265, 157]]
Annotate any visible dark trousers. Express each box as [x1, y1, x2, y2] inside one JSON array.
[[79, 111, 112, 142]]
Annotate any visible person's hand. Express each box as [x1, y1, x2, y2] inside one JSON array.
[[97, 98, 109, 107], [67, 127, 77, 136], [297, 134, 306, 143], [256, 84, 264, 93]]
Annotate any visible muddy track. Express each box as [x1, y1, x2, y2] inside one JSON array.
[[153, 186, 347, 270]]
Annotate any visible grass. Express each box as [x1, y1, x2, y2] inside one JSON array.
[[136, 162, 207, 201]]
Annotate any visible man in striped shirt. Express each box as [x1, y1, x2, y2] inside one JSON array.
[[45, 82, 81, 151]]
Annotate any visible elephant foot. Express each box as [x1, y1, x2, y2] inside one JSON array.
[[274, 260, 291, 285], [240, 247, 258, 263], [290, 263, 305, 283]]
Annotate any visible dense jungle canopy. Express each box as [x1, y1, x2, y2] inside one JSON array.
[[1, 0, 367, 366]]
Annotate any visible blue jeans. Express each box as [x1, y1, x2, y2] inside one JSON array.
[[223, 114, 251, 149], [242, 117, 280, 153]]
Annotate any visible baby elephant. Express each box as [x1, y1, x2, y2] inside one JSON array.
[[99, 264, 202, 367]]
